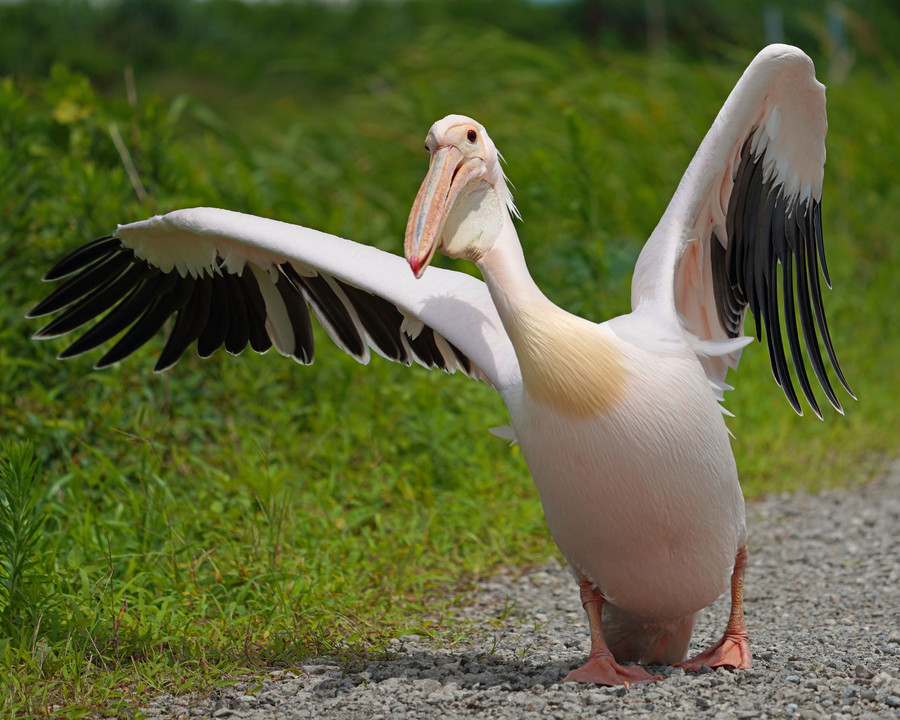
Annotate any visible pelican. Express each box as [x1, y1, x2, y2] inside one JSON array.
[[29, 45, 851, 685]]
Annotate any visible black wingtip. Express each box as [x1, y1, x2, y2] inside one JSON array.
[[719, 135, 853, 420], [42, 236, 120, 281], [808, 398, 825, 421]]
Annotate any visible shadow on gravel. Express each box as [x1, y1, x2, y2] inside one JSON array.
[[309, 648, 575, 698]]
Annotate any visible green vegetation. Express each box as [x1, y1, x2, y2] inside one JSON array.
[[1, 0, 898, 715]]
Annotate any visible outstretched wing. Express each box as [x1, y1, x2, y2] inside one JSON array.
[[29, 207, 521, 393], [631, 44, 853, 417]]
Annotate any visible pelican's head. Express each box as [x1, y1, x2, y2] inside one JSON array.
[[404, 115, 518, 278]]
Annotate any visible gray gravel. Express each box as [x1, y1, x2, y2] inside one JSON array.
[[141, 461, 900, 719]]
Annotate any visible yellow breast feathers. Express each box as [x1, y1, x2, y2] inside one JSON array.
[[508, 307, 628, 418]]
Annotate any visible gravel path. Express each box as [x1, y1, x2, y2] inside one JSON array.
[[142, 462, 900, 719]]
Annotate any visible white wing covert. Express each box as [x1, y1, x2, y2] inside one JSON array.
[[631, 44, 853, 417], [28, 207, 520, 392]]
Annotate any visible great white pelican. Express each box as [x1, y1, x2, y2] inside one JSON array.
[[29, 45, 852, 685]]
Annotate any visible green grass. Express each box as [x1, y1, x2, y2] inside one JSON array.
[[1, 1, 899, 716]]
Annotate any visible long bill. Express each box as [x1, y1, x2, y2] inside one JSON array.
[[404, 145, 468, 278]]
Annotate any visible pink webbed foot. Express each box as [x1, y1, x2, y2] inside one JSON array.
[[564, 580, 661, 686], [678, 546, 752, 672], [564, 649, 660, 686], [676, 630, 751, 671]]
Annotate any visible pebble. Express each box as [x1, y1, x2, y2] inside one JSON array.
[[138, 460, 900, 720]]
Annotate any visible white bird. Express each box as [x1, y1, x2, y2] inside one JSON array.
[[29, 44, 852, 685]]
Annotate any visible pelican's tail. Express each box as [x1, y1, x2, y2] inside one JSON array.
[[602, 604, 697, 665]]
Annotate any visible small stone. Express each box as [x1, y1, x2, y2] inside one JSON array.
[[419, 678, 442, 696], [854, 664, 874, 680], [427, 692, 456, 703], [886, 696, 900, 708], [305, 663, 337, 675]]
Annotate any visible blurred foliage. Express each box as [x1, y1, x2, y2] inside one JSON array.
[[2, 0, 900, 97], [1, 0, 899, 715]]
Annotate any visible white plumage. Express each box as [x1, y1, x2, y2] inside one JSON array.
[[30, 45, 851, 685]]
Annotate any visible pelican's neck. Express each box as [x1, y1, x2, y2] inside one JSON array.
[[477, 218, 628, 419], [476, 218, 553, 324]]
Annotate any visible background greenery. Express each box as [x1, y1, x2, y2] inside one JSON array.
[[1, 0, 897, 715]]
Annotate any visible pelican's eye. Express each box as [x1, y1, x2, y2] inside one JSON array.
[[467, 129, 477, 143]]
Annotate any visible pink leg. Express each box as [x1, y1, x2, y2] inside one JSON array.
[[677, 546, 752, 671], [564, 581, 660, 686]]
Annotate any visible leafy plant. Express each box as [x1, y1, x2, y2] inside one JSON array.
[[0, 441, 49, 637]]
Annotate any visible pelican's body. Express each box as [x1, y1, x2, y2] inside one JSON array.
[[511, 313, 745, 629], [29, 45, 852, 684]]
